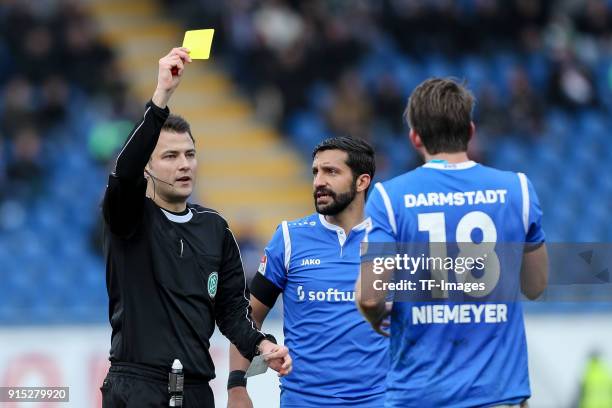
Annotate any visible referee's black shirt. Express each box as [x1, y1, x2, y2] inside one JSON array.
[[102, 101, 265, 380]]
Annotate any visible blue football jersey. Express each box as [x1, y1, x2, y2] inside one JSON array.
[[260, 213, 389, 408], [365, 160, 545, 408]]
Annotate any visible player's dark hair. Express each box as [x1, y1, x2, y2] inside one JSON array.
[[312, 136, 376, 190], [162, 114, 195, 144], [405, 78, 474, 154]]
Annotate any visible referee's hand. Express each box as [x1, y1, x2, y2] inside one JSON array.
[[259, 340, 292, 377], [152, 47, 192, 108]]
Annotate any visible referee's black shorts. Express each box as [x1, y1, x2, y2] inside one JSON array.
[[101, 362, 215, 408]]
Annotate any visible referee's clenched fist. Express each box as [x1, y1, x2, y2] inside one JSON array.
[[157, 47, 191, 94], [100, 48, 290, 408]]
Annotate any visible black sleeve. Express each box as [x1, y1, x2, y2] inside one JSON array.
[[102, 101, 169, 237], [250, 273, 282, 308], [214, 226, 266, 361]]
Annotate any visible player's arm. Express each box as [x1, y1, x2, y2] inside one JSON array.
[[356, 262, 392, 337], [356, 183, 396, 336], [102, 47, 191, 237], [521, 243, 548, 300], [519, 174, 549, 300]]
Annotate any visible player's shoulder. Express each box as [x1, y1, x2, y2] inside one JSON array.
[[373, 168, 425, 195], [284, 213, 319, 230], [474, 163, 529, 184], [478, 163, 519, 176], [266, 214, 318, 245]]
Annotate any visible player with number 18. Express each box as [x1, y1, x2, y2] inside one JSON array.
[[357, 78, 548, 408]]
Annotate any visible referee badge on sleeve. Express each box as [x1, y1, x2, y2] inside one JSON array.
[[257, 255, 267, 275], [207, 272, 218, 298]]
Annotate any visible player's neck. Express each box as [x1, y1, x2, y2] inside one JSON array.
[[324, 199, 365, 234], [424, 151, 470, 164]]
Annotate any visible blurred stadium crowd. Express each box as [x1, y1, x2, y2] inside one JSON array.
[[0, 0, 611, 323], [0, 0, 140, 323], [173, 0, 612, 238]]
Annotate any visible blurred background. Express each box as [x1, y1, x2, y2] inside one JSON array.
[[0, 0, 611, 406]]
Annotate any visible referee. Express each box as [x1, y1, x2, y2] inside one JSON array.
[[100, 47, 291, 407]]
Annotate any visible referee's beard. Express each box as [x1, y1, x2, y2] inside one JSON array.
[[314, 183, 357, 216]]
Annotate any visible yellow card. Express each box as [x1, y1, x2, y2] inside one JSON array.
[[182, 29, 215, 59]]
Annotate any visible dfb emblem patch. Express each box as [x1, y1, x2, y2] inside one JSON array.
[[208, 272, 218, 298]]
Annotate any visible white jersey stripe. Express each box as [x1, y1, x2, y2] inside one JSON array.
[[375, 183, 397, 235], [517, 172, 530, 234], [281, 220, 291, 273]]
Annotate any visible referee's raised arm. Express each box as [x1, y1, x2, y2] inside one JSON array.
[[100, 47, 291, 408], [102, 48, 191, 237]]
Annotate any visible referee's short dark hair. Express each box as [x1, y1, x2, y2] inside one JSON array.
[[312, 136, 376, 184], [162, 114, 195, 144]]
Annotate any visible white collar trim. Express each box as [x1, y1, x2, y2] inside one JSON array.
[[319, 214, 343, 232], [353, 217, 372, 231], [422, 160, 477, 170], [161, 208, 193, 223], [318, 214, 371, 232]]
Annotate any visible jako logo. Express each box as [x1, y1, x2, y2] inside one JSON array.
[[301, 259, 321, 266], [296, 285, 355, 302]]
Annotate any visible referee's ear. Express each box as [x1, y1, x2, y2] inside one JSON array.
[[356, 173, 371, 194], [144, 163, 152, 180]]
